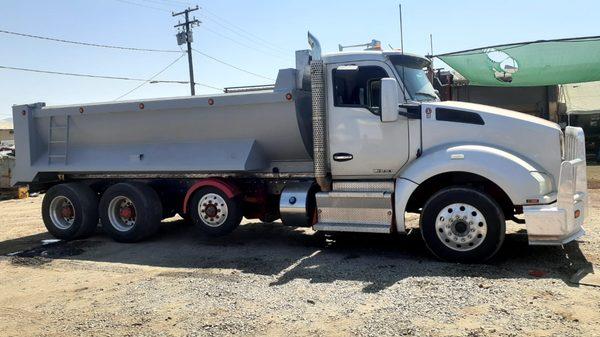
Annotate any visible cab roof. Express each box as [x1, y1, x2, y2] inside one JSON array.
[[322, 50, 430, 65]]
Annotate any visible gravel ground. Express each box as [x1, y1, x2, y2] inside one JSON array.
[[0, 190, 599, 337]]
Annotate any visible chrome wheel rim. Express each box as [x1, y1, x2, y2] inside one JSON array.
[[108, 196, 137, 232], [435, 203, 487, 251], [49, 196, 76, 230], [198, 193, 228, 227]]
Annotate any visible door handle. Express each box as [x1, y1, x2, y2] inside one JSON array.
[[333, 153, 353, 162]]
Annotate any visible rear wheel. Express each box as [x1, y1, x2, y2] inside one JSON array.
[[42, 183, 98, 240], [189, 187, 243, 236], [99, 182, 162, 242], [420, 187, 505, 263]]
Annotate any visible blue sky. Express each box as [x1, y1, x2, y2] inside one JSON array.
[[1, 0, 598, 118]]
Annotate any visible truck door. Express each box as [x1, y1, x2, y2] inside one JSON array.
[[327, 61, 410, 178]]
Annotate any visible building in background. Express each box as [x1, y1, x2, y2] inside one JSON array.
[[433, 70, 560, 121], [0, 118, 14, 145], [560, 81, 600, 160], [433, 71, 600, 161]]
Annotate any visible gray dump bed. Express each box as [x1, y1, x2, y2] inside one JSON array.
[[12, 68, 315, 185]]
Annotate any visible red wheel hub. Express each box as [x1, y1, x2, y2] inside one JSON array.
[[204, 203, 218, 217], [61, 206, 73, 218], [119, 206, 135, 219]]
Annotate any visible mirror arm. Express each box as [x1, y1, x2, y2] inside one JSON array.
[[398, 106, 422, 119]]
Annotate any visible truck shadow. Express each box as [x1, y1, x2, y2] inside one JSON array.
[[1, 219, 593, 293]]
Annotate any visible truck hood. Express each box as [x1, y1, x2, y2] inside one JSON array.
[[420, 101, 562, 183]]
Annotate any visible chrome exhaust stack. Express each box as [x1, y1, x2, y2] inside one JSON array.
[[308, 32, 331, 192]]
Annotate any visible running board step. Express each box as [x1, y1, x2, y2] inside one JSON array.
[[314, 191, 393, 233], [313, 222, 390, 233]]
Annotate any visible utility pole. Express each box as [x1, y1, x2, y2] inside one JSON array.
[[173, 6, 200, 96]]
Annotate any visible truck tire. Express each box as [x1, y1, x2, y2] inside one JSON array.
[[189, 187, 243, 236], [42, 183, 99, 240], [420, 187, 505, 263], [99, 182, 162, 243]]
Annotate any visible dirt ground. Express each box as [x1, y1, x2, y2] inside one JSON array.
[[1, 189, 600, 337], [588, 164, 600, 189]]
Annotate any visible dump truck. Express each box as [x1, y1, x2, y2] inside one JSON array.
[[11, 33, 588, 262]]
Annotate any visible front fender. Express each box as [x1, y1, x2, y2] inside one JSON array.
[[394, 145, 553, 232]]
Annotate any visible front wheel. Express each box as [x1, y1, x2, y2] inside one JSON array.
[[420, 187, 505, 263]]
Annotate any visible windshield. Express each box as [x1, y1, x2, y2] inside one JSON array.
[[389, 55, 438, 102]]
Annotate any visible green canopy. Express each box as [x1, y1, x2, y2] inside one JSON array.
[[437, 36, 600, 87]]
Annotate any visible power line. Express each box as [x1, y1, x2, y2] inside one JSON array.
[[157, 0, 194, 6], [137, 0, 175, 9], [200, 7, 287, 53], [1, 28, 275, 81], [0, 64, 221, 91], [142, 0, 193, 7], [199, 15, 287, 56], [192, 48, 274, 81], [114, 0, 170, 12], [110, 1, 288, 60], [160, 0, 289, 56], [199, 25, 287, 61], [0, 65, 173, 82], [115, 53, 187, 100], [0, 29, 181, 53]]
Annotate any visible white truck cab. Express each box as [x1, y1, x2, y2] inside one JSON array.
[[11, 33, 587, 263], [308, 34, 587, 261]]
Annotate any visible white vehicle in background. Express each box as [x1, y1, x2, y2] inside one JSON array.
[[11, 33, 587, 263]]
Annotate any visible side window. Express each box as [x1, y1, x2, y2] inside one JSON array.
[[332, 66, 389, 113]]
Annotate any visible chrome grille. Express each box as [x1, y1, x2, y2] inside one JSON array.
[[564, 126, 586, 161]]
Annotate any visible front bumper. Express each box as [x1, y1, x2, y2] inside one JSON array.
[[524, 127, 588, 245]]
